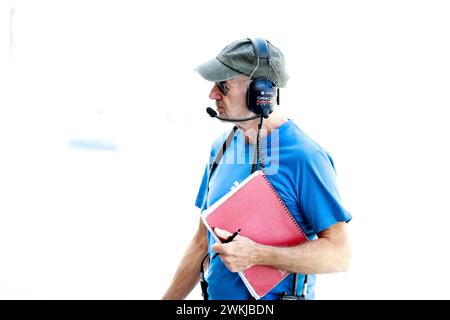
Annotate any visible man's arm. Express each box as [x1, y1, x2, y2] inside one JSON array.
[[212, 222, 351, 274], [162, 218, 208, 300]]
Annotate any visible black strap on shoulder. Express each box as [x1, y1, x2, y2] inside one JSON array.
[[208, 126, 238, 183]]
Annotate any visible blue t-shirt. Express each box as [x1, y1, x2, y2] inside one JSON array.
[[195, 119, 352, 300]]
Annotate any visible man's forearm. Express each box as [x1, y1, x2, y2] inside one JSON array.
[[162, 240, 207, 300], [163, 218, 208, 300], [254, 236, 351, 274]]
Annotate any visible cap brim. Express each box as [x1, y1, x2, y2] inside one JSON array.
[[195, 58, 243, 82]]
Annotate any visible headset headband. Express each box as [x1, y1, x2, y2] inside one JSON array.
[[249, 38, 271, 60]]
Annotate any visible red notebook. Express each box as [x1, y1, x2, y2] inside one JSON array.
[[201, 170, 308, 299]]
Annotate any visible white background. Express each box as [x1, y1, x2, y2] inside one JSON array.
[[1, 0, 449, 299]]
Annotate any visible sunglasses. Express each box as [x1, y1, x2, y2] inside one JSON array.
[[216, 81, 228, 96]]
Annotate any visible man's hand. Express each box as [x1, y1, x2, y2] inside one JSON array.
[[211, 227, 260, 273]]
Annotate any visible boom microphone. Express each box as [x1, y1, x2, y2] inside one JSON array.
[[205, 107, 263, 122]]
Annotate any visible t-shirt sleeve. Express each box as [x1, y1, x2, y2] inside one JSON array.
[[299, 149, 352, 234]]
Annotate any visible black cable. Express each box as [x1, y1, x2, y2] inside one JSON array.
[[251, 116, 264, 174]]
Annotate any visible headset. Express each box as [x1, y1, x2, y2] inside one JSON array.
[[246, 37, 280, 119]]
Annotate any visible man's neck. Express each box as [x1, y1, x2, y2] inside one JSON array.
[[236, 111, 288, 144]]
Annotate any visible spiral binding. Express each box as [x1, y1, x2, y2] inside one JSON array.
[[260, 173, 308, 240], [260, 171, 309, 299]]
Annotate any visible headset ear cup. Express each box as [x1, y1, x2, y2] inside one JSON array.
[[247, 78, 276, 117]]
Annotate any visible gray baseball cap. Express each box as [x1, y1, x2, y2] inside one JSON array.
[[195, 38, 289, 88]]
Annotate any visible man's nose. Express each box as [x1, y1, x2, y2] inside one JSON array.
[[209, 84, 222, 100]]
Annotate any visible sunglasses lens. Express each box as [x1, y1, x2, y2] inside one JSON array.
[[217, 81, 228, 96]]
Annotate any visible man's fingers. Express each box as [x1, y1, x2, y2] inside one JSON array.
[[211, 243, 226, 254]]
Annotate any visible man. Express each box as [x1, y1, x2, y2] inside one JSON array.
[[162, 38, 352, 300]]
